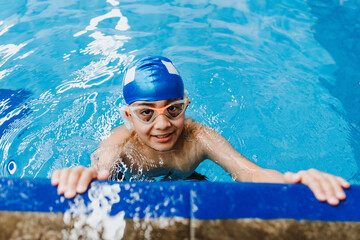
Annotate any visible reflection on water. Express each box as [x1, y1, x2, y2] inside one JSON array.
[[0, 0, 358, 183], [74, 9, 129, 37], [308, 0, 360, 183], [0, 0, 132, 178]]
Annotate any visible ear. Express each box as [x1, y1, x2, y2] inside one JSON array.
[[125, 110, 132, 120], [125, 110, 134, 127], [120, 106, 133, 130]]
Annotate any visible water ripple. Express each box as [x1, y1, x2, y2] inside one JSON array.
[[0, 0, 358, 181]]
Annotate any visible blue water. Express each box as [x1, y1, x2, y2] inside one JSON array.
[[0, 0, 359, 183]]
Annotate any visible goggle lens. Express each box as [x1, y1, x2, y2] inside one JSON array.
[[165, 102, 185, 118], [128, 99, 188, 123], [133, 108, 155, 122]]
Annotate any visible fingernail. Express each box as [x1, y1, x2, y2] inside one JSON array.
[[58, 186, 64, 194], [318, 193, 326, 201], [77, 185, 86, 193], [329, 197, 339, 205], [336, 191, 345, 199], [64, 190, 76, 199]]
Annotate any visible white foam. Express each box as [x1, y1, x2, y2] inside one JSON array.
[[62, 181, 126, 240]]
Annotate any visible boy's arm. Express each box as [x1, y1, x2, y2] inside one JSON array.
[[196, 124, 350, 205], [51, 125, 132, 199], [91, 125, 132, 171], [195, 124, 283, 182]]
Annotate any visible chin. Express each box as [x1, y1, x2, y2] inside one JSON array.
[[151, 144, 175, 152], [147, 139, 177, 151]]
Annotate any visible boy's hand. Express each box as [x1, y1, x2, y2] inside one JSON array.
[[51, 166, 109, 199], [284, 169, 350, 206]]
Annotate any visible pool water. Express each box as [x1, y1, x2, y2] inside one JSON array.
[[0, 0, 359, 183]]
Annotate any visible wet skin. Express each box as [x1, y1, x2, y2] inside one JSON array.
[[52, 99, 350, 205]]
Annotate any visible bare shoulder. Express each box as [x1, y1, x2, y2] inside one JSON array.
[[183, 118, 202, 135], [183, 118, 218, 138], [183, 118, 227, 155], [91, 125, 132, 170], [179, 118, 223, 162], [99, 125, 133, 148]]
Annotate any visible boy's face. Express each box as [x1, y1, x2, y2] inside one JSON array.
[[127, 99, 186, 151]]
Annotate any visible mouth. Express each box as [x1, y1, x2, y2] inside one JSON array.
[[152, 132, 174, 143]]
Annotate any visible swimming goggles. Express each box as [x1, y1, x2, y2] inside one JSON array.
[[126, 98, 190, 124]]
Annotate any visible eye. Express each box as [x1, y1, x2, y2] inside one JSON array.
[[141, 109, 153, 115], [168, 103, 184, 112], [166, 103, 185, 118], [168, 105, 177, 111]]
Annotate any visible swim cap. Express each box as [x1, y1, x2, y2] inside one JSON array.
[[123, 56, 184, 105]]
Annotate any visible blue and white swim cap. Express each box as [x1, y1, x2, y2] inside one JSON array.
[[123, 56, 184, 105]]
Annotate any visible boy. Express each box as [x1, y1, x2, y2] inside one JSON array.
[[52, 56, 350, 206]]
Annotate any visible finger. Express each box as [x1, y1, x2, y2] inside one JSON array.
[[325, 174, 346, 200], [336, 176, 350, 189], [97, 170, 110, 180], [283, 172, 301, 183], [58, 168, 70, 195], [299, 171, 327, 202], [51, 170, 61, 186], [64, 166, 85, 199], [76, 168, 98, 193], [316, 174, 339, 206]]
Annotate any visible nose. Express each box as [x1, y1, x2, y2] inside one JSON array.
[[153, 114, 171, 130]]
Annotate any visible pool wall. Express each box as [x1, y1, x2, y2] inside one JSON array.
[[1, 178, 360, 239]]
